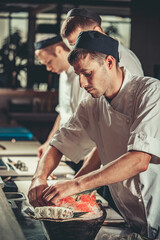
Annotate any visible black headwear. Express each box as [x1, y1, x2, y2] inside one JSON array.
[[34, 35, 62, 50], [74, 31, 119, 62], [66, 8, 101, 25]]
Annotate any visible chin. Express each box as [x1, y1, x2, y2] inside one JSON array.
[[90, 93, 100, 98], [91, 91, 102, 98]]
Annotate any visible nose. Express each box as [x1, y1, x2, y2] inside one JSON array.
[[79, 75, 88, 88], [46, 65, 52, 71]]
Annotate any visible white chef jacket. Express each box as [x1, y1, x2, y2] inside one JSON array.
[[55, 66, 88, 127], [50, 69, 160, 239], [56, 43, 143, 127], [118, 41, 144, 76]]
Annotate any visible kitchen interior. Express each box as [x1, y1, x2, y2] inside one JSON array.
[[0, 0, 160, 240]]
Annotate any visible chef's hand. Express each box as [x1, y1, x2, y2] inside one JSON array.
[[42, 180, 80, 205], [37, 141, 50, 159], [28, 178, 48, 207]]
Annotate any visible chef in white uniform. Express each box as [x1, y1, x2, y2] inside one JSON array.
[[34, 35, 88, 158], [61, 7, 144, 213], [29, 31, 160, 239], [61, 7, 144, 77]]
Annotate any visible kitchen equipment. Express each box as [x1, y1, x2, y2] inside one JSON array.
[[1, 156, 75, 177], [0, 127, 33, 141], [5, 192, 25, 218]]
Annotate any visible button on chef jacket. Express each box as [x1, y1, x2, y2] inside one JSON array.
[[55, 66, 88, 127], [50, 69, 160, 239]]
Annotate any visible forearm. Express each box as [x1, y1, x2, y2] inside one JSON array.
[[41, 151, 151, 205], [33, 145, 63, 180], [75, 147, 101, 178], [46, 114, 61, 142], [75, 151, 151, 193]]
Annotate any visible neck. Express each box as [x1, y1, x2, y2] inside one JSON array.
[[104, 66, 124, 100], [63, 51, 70, 72]]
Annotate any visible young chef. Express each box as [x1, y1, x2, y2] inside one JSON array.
[[34, 35, 88, 158], [61, 7, 145, 212], [28, 31, 160, 239]]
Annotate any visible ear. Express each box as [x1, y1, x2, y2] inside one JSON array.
[[55, 45, 62, 55], [105, 55, 114, 70], [93, 26, 103, 33]]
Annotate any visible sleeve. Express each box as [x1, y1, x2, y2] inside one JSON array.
[[128, 81, 160, 158], [49, 100, 95, 163]]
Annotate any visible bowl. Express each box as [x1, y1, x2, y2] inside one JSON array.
[[41, 205, 106, 240]]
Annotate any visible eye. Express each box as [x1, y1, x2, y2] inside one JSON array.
[[84, 71, 92, 77]]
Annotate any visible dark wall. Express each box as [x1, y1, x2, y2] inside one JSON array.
[[130, 0, 160, 77]]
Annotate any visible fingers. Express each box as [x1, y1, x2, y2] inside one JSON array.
[[36, 187, 47, 206], [42, 185, 62, 206], [42, 185, 57, 203], [28, 184, 48, 207], [42, 185, 51, 195], [49, 193, 60, 206], [28, 188, 41, 208]]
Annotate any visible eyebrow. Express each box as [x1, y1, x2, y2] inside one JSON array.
[[75, 68, 88, 75]]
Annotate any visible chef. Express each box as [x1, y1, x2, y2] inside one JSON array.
[[28, 31, 160, 239], [34, 35, 88, 158], [61, 7, 144, 77], [60, 7, 145, 213]]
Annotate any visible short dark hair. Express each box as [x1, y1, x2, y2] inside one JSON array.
[[61, 16, 101, 38], [58, 41, 70, 52], [68, 48, 106, 66]]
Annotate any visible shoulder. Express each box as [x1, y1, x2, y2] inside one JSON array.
[[118, 42, 144, 76], [135, 75, 160, 90], [118, 42, 134, 57], [133, 76, 160, 103]]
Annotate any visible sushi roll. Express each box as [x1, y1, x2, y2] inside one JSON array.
[[34, 206, 74, 219]]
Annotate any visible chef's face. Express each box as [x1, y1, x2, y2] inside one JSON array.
[[36, 48, 64, 74], [73, 53, 110, 98]]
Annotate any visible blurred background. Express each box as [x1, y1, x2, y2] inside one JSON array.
[[0, 0, 160, 143]]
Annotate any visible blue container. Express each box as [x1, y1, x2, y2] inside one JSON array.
[[0, 127, 33, 140]]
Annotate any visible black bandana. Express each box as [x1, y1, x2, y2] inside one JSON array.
[[74, 31, 119, 62], [34, 35, 62, 50]]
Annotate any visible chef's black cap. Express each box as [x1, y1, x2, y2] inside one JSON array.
[[66, 8, 101, 25], [74, 31, 119, 62], [34, 35, 62, 50]]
